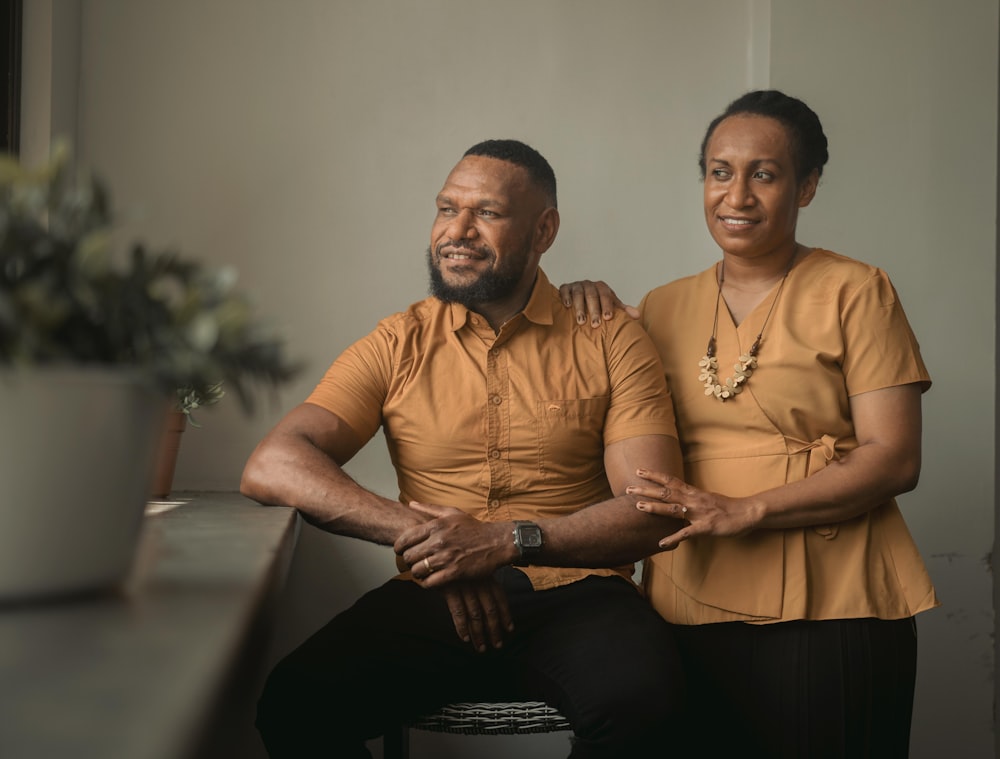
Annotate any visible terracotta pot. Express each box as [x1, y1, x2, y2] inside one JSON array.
[[150, 410, 187, 499], [0, 368, 167, 601]]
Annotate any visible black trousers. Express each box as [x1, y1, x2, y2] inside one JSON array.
[[673, 617, 918, 759], [256, 567, 685, 758]]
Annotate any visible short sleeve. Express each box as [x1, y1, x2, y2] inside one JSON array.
[[601, 313, 678, 446], [841, 269, 931, 396], [306, 323, 396, 443]]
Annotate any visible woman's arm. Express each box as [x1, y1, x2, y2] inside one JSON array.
[[630, 383, 923, 550]]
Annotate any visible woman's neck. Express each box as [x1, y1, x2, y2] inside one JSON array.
[[718, 243, 804, 291], [717, 244, 805, 326]]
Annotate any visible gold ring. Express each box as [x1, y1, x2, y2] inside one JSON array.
[[423, 557, 434, 574]]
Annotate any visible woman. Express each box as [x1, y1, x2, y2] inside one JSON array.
[[562, 90, 937, 758]]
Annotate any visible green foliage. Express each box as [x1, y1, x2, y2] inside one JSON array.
[[0, 146, 299, 413], [176, 381, 225, 427]]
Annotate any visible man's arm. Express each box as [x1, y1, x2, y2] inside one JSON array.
[[538, 432, 686, 564], [240, 402, 424, 543], [394, 433, 686, 587], [241, 401, 514, 651]]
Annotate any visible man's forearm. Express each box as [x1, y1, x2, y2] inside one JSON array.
[[241, 434, 423, 546], [396, 494, 683, 588], [534, 494, 683, 568]]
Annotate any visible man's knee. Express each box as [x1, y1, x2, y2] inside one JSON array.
[[256, 658, 377, 759]]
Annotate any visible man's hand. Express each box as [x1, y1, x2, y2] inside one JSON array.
[[439, 579, 514, 653], [395, 502, 515, 586], [558, 280, 639, 327]]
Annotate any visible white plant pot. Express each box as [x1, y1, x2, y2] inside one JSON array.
[[0, 369, 167, 602]]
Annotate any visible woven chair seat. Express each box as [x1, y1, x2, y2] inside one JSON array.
[[406, 701, 571, 736]]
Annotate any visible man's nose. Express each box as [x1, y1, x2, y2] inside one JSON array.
[[446, 208, 478, 240]]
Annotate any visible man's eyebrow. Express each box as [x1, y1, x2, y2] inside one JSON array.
[[435, 194, 505, 208]]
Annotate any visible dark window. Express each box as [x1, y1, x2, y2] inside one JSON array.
[[1, 0, 21, 155]]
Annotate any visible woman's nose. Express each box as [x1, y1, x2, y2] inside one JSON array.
[[725, 178, 754, 209]]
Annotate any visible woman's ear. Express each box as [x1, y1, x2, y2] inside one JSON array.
[[798, 169, 820, 208]]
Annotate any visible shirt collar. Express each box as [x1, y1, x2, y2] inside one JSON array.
[[445, 268, 555, 332]]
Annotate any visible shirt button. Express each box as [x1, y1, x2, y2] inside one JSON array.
[[490, 499, 500, 508], [492, 395, 502, 405], [490, 449, 501, 459]]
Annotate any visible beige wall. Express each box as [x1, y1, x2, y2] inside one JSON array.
[[770, 2, 998, 755], [22, 1, 997, 756]]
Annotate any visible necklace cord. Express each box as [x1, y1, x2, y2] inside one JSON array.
[[699, 256, 795, 401]]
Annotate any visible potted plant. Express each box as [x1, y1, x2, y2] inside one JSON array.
[[0, 145, 298, 601], [149, 381, 227, 500]]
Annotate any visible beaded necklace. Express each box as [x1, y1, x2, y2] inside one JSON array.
[[698, 258, 792, 401]]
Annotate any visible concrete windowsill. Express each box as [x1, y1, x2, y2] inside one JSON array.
[[0, 492, 298, 759]]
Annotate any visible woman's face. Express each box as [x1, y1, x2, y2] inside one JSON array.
[[702, 114, 818, 261]]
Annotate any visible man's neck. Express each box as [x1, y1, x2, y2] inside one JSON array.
[[469, 271, 539, 333]]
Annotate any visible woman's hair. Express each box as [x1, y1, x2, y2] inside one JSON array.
[[698, 90, 829, 182]]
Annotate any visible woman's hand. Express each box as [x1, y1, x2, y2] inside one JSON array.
[[627, 468, 762, 550], [558, 280, 639, 327]]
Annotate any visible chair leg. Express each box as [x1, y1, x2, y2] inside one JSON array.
[[383, 723, 409, 759]]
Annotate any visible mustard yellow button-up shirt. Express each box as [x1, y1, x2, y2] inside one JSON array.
[[307, 269, 677, 590]]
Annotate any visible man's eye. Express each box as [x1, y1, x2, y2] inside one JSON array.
[[477, 209, 497, 217], [438, 207, 456, 215]]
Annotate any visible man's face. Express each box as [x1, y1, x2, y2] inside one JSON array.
[[428, 155, 546, 308]]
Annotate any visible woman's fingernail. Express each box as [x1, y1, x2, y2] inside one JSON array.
[[636, 502, 648, 511]]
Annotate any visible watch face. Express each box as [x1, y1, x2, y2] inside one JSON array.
[[519, 524, 543, 549]]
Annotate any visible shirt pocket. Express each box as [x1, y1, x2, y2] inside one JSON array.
[[534, 397, 610, 482]]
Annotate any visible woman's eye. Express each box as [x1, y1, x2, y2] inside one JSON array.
[[711, 169, 730, 180], [753, 171, 773, 181]]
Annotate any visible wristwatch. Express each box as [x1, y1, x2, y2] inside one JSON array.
[[512, 520, 543, 564]]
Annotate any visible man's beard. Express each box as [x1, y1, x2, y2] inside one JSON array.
[[427, 243, 527, 308]]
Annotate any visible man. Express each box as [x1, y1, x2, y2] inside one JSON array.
[[242, 139, 684, 758]]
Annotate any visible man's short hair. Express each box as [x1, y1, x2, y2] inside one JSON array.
[[463, 139, 557, 208]]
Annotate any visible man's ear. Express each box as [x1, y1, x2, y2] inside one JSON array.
[[534, 207, 560, 253]]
